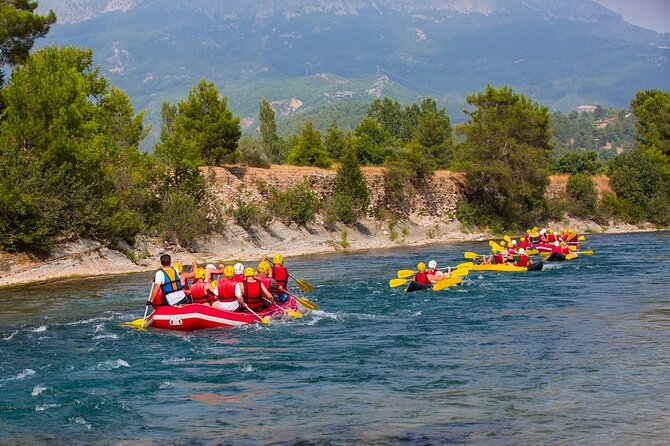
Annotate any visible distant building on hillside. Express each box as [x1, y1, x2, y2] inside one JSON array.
[[575, 105, 598, 113]]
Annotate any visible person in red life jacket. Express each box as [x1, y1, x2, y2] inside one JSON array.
[[189, 267, 216, 305], [269, 254, 289, 292], [538, 228, 548, 244], [426, 260, 450, 281], [257, 260, 286, 303], [239, 267, 274, 312], [491, 250, 505, 265], [149, 254, 190, 307], [413, 262, 431, 285], [174, 261, 196, 291], [547, 230, 557, 243], [233, 262, 245, 283], [212, 265, 244, 311], [514, 248, 533, 267]]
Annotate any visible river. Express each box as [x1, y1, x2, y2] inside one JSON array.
[[1, 232, 669, 445]]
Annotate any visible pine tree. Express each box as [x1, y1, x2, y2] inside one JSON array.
[[258, 98, 280, 163], [287, 120, 331, 168], [324, 120, 347, 161], [334, 145, 369, 217]]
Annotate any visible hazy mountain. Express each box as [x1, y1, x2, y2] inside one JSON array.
[[36, 0, 670, 137]]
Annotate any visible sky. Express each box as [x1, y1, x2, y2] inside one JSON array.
[[594, 0, 670, 33]]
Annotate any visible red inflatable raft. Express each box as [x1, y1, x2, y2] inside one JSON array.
[[144, 296, 300, 330]]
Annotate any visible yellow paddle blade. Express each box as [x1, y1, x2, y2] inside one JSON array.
[[295, 279, 314, 293], [455, 262, 474, 269], [566, 253, 578, 260], [120, 318, 147, 329], [503, 235, 512, 244], [525, 249, 539, 256], [284, 309, 303, 318], [397, 269, 416, 279], [531, 226, 538, 235], [433, 276, 462, 291], [464, 252, 480, 259], [296, 296, 319, 310], [500, 240, 506, 247], [578, 235, 586, 241], [489, 240, 504, 253], [390, 278, 409, 288], [579, 250, 594, 255], [569, 245, 578, 251], [540, 251, 550, 257]]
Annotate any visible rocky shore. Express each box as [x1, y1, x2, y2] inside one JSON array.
[[0, 166, 659, 287]]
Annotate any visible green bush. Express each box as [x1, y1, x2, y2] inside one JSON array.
[[566, 173, 597, 217], [553, 151, 603, 175], [230, 200, 270, 229], [238, 137, 271, 168], [267, 177, 319, 226], [156, 191, 209, 248]]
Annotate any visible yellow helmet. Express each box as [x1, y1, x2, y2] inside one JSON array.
[[568, 228, 574, 233], [273, 254, 284, 265], [223, 265, 235, 278], [244, 267, 256, 278], [258, 260, 271, 274], [194, 267, 206, 280], [526, 229, 531, 234], [173, 262, 183, 274], [500, 241, 506, 247], [417, 262, 426, 272], [210, 280, 217, 288]]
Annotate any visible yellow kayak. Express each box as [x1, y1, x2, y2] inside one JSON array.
[[469, 261, 543, 272]]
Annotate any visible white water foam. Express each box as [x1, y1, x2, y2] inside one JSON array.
[[72, 416, 93, 430], [31, 325, 47, 333], [240, 364, 256, 373], [159, 381, 171, 389], [96, 359, 130, 370], [65, 315, 115, 326], [2, 369, 36, 382], [161, 357, 190, 365], [2, 330, 18, 341], [35, 403, 60, 412], [92, 333, 119, 340], [31, 385, 47, 396]]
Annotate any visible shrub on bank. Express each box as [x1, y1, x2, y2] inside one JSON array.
[[267, 177, 319, 226]]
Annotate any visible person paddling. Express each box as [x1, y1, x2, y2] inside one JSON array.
[[514, 248, 533, 267], [257, 260, 286, 303], [212, 265, 244, 311], [240, 267, 274, 312], [413, 262, 431, 285], [189, 267, 217, 305], [149, 254, 190, 307]]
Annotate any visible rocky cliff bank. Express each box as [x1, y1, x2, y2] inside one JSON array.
[[0, 166, 654, 287]]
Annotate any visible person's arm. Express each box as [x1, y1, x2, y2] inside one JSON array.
[[148, 282, 160, 305], [260, 282, 274, 301], [235, 283, 247, 309]]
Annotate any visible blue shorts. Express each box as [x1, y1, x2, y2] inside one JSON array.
[[274, 293, 288, 303]]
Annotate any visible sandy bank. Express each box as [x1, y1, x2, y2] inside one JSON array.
[[0, 217, 660, 288]]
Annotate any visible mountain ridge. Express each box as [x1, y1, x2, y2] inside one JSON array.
[[34, 0, 670, 142]]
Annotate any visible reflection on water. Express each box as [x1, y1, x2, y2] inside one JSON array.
[[1, 233, 669, 445]]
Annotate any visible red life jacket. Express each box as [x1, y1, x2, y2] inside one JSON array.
[[272, 265, 288, 288], [561, 245, 571, 255], [552, 245, 562, 254], [243, 280, 263, 311], [190, 280, 210, 304], [414, 272, 431, 284], [548, 234, 556, 242], [517, 255, 529, 267], [216, 278, 237, 302], [233, 274, 244, 283], [258, 276, 271, 291], [518, 241, 530, 249], [493, 253, 504, 264]]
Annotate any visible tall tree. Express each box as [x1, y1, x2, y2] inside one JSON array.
[[172, 80, 241, 165], [631, 89, 670, 158], [413, 97, 453, 168], [287, 120, 331, 168], [0, 1, 56, 80], [457, 85, 553, 227], [331, 145, 369, 223], [258, 97, 280, 163], [353, 117, 392, 165], [0, 46, 153, 251], [324, 120, 347, 162], [367, 97, 407, 142]]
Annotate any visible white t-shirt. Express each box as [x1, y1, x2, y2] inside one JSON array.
[[154, 268, 187, 305]]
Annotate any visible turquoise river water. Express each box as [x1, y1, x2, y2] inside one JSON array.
[[1, 232, 669, 445]]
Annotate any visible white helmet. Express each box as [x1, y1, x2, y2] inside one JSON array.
[[540, 228, 547, 235], [518, 248, 525, 255], [554, 241, 560, 247], [428, 260, 437, 269], [205, 263, 216, 270], [234, 262, 244, 275], [512, 239, 517, 245]]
